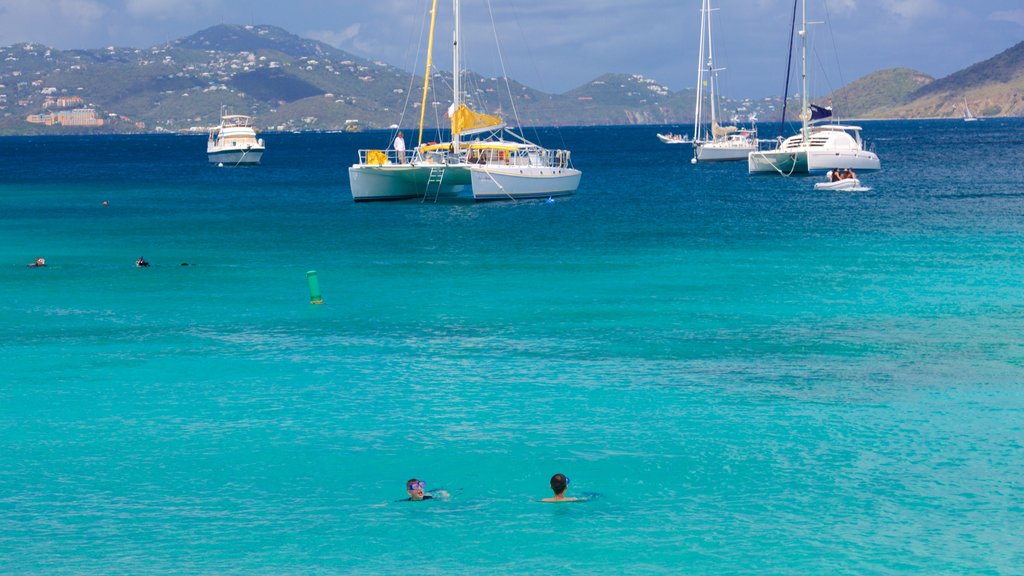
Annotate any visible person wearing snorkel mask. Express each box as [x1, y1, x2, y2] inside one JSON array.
[[400, 478, 449, 502], [541, 473, 581, 502]]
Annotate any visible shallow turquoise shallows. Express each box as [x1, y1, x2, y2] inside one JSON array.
[[2, 121, 1023, 574]]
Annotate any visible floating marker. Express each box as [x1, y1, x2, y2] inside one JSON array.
[[306, 270, 323, 305]]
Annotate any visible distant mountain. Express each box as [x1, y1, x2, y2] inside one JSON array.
[[0, 24, 776, 135], [174, 24, 345, 60], [0, 24, 1021, 135], [857, 41, 1024, 119], [910, 41, 1024, 100], [826, 68, 934, 119]]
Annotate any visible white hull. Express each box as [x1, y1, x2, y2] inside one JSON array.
[[748, 147, 880, 174], [469, 166, 581, 200], [657, 133, 690, 144], [348, 163, 471, 201], [814, 178, 867, 191], [208, 148, 264, 165], [695, 141, 755, 162]]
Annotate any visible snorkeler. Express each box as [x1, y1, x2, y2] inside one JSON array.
[[540, 473, 581, 503], [398, 478, 449, 502]]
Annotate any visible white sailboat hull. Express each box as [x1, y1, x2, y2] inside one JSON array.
[[469, 166, 581, 200], [348, 164, 471, 201], [695, 141, 756, 162]]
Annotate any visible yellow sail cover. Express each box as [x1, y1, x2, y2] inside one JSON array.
[[450, 104, 503, 135], [712, 122, 738, 138]]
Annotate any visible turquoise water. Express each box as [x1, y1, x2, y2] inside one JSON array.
[[2, 122, 1023, 573]]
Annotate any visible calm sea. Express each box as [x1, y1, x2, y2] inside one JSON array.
[[2, 121, 1023, 574]]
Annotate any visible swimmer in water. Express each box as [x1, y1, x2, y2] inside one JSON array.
[[540, 473, 581, 502], [28, 257, 46, 267], [399, 478, 449, 502]]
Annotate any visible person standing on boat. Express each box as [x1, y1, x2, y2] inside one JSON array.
[[394, 131, 406, 164]]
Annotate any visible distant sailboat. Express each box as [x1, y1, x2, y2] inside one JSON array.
[[962, 98, 979, 122], [691, 0, 757, 163], [748, 0, 880, 175]]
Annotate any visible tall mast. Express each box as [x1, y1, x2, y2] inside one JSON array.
[[693, 0, 707, 143], [707, 0, 717, 134], [452, 0, 462, 152], [417, 0, 439, 146], [799, 0, 808, 143]]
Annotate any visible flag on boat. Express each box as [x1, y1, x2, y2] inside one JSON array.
[[450, 103, 504, 136], [810, 104, 833, 122]]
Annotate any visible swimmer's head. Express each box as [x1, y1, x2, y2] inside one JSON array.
[[550, 473, 569, 495], [406, 478, 426, 500]]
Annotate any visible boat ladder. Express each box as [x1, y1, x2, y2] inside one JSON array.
[[423, 166, 445, 203]]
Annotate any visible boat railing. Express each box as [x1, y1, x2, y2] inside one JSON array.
[[519, 148, 572, 168], [356, 148, 462, 166]]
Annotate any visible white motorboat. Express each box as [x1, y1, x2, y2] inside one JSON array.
[[207, 113, 264, 165], [691, 0, 757, 163], [467, 142, 581, 200], [349, 0, 580, 202], [657, 133, 690, 144], [748, 0, 879, 175]]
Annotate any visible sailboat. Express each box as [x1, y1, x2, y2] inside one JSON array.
[[691, 0, 757, 163], [747, 0, 880, 175], [348, 0, 580, 201], [962, 98, 979, 122]]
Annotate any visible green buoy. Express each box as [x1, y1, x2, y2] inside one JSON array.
[[306, 270, 323, 305]]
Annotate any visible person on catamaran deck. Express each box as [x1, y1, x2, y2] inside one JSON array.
[[398, 478, 449, 502], [394, 131, 406, 164], [540, 473, 583, 503]]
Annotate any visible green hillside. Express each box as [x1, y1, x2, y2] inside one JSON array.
[[827, 68, 934, 118]]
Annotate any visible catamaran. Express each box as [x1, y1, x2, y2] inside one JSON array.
[[691, 0, 757, 163], [348, 0, 580, 201], [748, 0, 880, 175]]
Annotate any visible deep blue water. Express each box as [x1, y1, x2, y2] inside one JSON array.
[[1, 121, 1023, 574]]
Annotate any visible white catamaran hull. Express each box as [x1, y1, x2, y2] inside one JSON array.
[[348, 164, 471, 201], [748, 148, 880, 175], [469, 166, 581, 200]]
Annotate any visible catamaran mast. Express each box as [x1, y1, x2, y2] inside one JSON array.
[[800, 0, 808, 143], [452, 0, 462, 153], [418, 0, 439, 146]]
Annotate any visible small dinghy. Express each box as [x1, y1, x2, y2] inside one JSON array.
[[814, 178, 870, 192], [657, 133, 690, 144]]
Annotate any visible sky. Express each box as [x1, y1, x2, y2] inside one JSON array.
[[1, 0, 1022, 98]]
